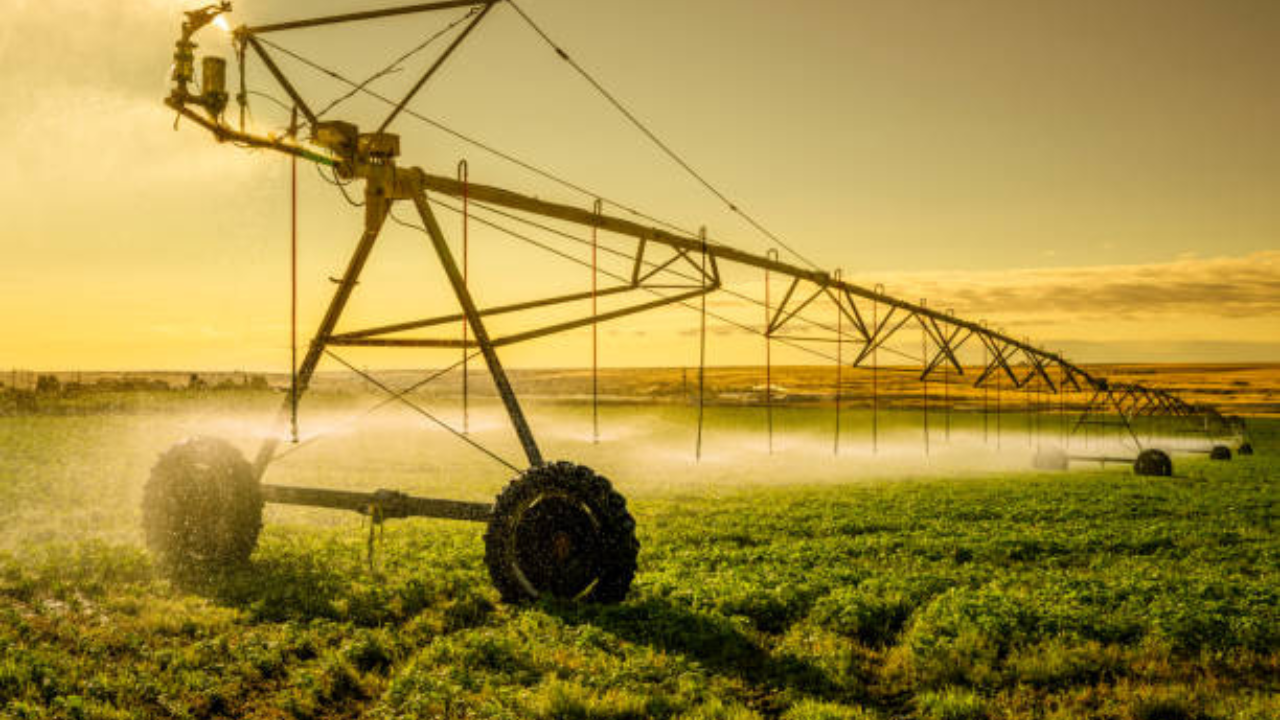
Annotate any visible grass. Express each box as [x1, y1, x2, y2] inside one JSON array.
[[0, 400, 1275, 719]]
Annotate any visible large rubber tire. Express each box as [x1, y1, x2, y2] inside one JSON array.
[[142, 437, 263, 574], [1209, 445, 1232, 461], [484, 462, 638, 604], [1033, 447, 1069, 471], [1133, 448, 1173, 477], [1237, 443, 1253, 456]]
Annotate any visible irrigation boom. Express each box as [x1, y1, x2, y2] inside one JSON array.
[[146, 1, 1250, 602]]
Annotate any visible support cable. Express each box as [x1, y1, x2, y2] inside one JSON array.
[[246, 28, 1094, 408], [872, 285, 881, 454], [506, 0, 822, 271], [252, 34, 696, 238], [435, 193, 924, 365], [459, 160, 470, 433], [273, 350, 482, 464], [996, 355, 1003, 450], [696, 227, 709, 461], [395, 195, 930, 381], [765, 250, 776, 454], [1059, 356, 1066, 446], [315, 164, 364, 206], [592, 198, 602, 444], [401, 199, 844, 367], [325, 350, 520, 472], [246, 89, 295, 115]]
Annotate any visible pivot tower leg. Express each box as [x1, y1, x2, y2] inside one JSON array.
[[410, 187, 544, 467], [254, 194, 391, 477]]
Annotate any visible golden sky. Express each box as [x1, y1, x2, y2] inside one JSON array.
[[2, 0, 1278, 371]]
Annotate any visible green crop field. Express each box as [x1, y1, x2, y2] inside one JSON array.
[[0, 398, 1275, 720]]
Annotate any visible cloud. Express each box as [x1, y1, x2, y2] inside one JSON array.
[[683, 251, 1280, 362], [847, 251, 1280, 323], [1047, 339, 1280, 364]]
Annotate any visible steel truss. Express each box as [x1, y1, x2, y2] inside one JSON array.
[[164, 0, 1244, 524]]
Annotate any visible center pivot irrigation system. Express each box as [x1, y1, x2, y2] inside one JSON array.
[[148, 1, 1252, 602]]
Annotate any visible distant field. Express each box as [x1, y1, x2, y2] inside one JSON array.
[[7, 362, 1280, 417], [0, 400, 1275, 719]]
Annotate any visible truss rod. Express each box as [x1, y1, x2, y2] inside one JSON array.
[[422, 196, 863, 369], [330, 284, 639, 341], [325, 350, 520, 472], [272, 351, 483, 465], [378, 2, 493, 133], [495, 287, 713, 347], [222, 31, 981, 372], [414, 170, 1094, 388], [454, 194, 911, 359], [243, 36, 318, 127], [244, 0, 498, 35], [243, 30, 697, 239]]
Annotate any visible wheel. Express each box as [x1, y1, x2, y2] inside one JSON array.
[[1133, 448, 1172, 477], [142, 436, 263, 574], [1209, 445, 1232, 461], [484, 462, 638, 604], [1237, 443, 1253, 456], [1033, 447, 1069, 471]]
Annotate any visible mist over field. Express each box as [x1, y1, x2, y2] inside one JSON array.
[[1, 401, 1061, 549], [2, 395, 1276, 719], [3, 0, 1278, 715], [1, 362, 1269, 549]]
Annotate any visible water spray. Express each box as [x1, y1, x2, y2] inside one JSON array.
[[145, 0, 1249, 605]]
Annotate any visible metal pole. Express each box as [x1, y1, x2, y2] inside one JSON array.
[[243, 36, 318, 127], [921, 300, 930, 456], [376, 3, 493, 133], [765, 249, 776, 454], [983, 336, 989, 444], [592, 198, 601, 444], [996, 365, 1002, 450], [696, 227, 708, 461], [409, 186, 543, 467], [458, 160, 469, 434], [944, 308, 952, 443], [253, 191, 391, 478], [834, 269, 843, 456], [873, 284, 882, 454], [289, 138, 299, 444], [236, 37, 246, 133], [1025, 384, 1032, 447], [1034, 385, 1041, 449], [415, 170, 1102, 390], [246, 0, 498, 34], [247, 1, 497, 34], [1084, 389, 1092, 449]]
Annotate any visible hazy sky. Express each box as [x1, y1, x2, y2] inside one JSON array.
[[2, 0, 1278, 371]]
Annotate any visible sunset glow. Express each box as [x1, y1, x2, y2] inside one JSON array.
[[3, 0, 1277, 370]]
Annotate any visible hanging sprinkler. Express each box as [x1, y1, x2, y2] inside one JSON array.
[[170, 2, 232, 121], [147, 0, 1238, 610]]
